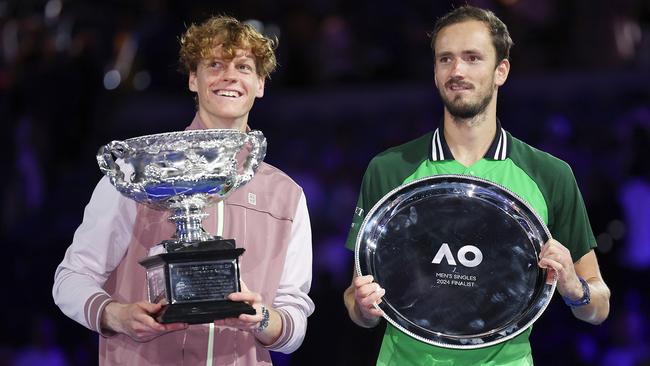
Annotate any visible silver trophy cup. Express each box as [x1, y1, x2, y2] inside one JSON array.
[[97, 129, 266, 324]]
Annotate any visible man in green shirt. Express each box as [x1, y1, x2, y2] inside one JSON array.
[[343, 6, 611, 365]]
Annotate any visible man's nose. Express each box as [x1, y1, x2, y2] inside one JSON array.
[[222, 63, 238, 81], [450, 59, 465, 77]]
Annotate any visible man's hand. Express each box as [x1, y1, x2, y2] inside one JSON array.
[[101, 301, 188, 342], [219, 281, 265, 332], [218, 281, 282, 346], [344, 274, 385, 328], [538, 240, 611, 324], [538, 238, 583, 300]]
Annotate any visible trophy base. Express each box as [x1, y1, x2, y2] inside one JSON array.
[[140, 240, 252, 325], [157, 300, 256, 324]]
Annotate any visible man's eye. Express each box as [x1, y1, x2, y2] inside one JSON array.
[[238, 64, 253, 72], [439, 57, 450, 63], [209, 61, 223, 69]]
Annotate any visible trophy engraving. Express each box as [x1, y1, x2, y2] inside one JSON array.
[[97, 129, 266, 324]]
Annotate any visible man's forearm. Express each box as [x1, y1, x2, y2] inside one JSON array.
[[571, 278, 610, 325]]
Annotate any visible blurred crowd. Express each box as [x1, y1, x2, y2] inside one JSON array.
[[1, 0, 649, 365]]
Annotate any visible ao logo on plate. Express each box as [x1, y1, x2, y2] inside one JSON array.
[[431, 243, 483, 267]]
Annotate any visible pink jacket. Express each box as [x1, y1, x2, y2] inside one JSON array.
[[53, 115, 314, 365]]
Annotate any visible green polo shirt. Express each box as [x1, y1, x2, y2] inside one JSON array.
[[345, 121, 597, 366]]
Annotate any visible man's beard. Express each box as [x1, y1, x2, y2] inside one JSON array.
[[439, 81, 494, 120]]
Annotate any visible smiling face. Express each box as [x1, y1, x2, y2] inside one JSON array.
[[188, 46, 265, 130], [433, 20, 509, 120]]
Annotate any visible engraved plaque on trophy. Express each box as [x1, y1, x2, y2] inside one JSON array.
[[97, 129, 266, 324]]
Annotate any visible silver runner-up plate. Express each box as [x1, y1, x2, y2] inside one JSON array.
[[355, 175, 556, 349]]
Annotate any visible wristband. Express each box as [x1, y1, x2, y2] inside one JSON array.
[[562, 277, 591, 307], [254, 306, 270, 333]]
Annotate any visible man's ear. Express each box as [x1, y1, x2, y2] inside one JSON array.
[[189, 71, 198, 92], [495, 59, 510, 87], [256, 77, 265, 98], [434, 66, 439, 89]]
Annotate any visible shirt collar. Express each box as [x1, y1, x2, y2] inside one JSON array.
[[185, 113, 252, 132], [186, 112, 208, 131], [430, 119, 510, 161]]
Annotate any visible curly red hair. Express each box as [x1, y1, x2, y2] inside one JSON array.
[[179, 16, 277, 79]]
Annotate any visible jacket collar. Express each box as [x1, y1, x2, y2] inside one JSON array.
[[430, 119, 510, 161]]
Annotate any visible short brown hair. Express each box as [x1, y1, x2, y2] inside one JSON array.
[[179, 15, 278, 79], [430, 6, 513, 64]]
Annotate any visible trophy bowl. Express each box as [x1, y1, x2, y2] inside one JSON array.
[[97, 129, 265, 208], [355, 175, 556, 349], [97, 129, 266, 324]]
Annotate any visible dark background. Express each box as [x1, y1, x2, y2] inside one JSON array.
[[1, 0, 650, 365]]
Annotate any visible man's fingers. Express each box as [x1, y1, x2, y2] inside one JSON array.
[[239, 313, 263, 324], [137, 301, 162, 314], [131, 303, 177, 333], [134, 311, 165, 331], [352, 275, 375, 288], [356, 283, 383, 299], [223, 317, 248, 328], [228, 291, 262, 303], [544, 267, 557, 285], [162, 322, 188, 332], [539, 258, 566, 284], [112, 302, 187, 342], [359, 287, 385, 308], [539, 252, 563, 267], [541, 239, 570, 259], [539, 258, 559, 271]]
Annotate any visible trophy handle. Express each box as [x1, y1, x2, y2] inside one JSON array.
[[233, 131, 267, 189], [96, 140, 139, 195]]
